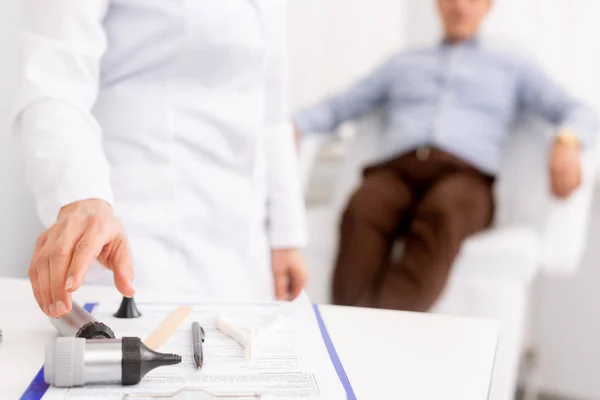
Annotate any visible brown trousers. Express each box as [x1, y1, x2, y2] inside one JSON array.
[[332, 147, 495, 312]]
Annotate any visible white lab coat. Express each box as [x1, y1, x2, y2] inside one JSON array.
[[13, 0, 307, 301]]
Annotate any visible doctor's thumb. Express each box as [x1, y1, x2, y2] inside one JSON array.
[[107, 238, 135, 298]]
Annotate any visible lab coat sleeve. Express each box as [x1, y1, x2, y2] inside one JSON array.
[[263, 2, 308, 249], [12, 0, 114, 228]]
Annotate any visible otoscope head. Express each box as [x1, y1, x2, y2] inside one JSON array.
[[125, 338, 182, 384], [140, 340, 182, 365], [45, 337, 182, 387]]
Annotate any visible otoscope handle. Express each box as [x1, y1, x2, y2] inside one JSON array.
[[49, 301, 115, 339], [44, 337, 182, 387]]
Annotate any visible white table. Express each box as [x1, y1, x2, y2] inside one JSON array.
[[0, 277, 498, 399]]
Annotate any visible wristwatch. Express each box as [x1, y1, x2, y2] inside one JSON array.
[[556, 131, 580, 149]]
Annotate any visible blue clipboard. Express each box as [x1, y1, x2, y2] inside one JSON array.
[[20, 303, 356, 400]]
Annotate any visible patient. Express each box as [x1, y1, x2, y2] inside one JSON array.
[[294, 0, 597, 312]]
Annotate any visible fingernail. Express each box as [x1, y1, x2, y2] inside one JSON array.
[[65, 276, 74, 290], [49, 303, 56, 317], [55, 300, 67, 315]]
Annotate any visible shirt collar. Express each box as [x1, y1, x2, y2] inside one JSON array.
[[440, 35, 480, 48]]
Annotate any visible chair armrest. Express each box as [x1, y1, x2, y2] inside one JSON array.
[[453, 226, 541, 285], [298, 135, 330, 196], [537, 151, 597, 275]]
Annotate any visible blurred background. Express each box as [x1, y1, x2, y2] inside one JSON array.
[[289, 1, 600, 400], [1, 1, 600, 399]]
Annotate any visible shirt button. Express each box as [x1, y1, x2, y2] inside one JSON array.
[[417, 146, 431, 161]]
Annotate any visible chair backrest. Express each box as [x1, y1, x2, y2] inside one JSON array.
[[330, 110, 597, 276], [329, 112, 385, 210]]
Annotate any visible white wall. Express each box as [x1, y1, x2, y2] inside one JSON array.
[[535, 203, 600, 399], [0, 0, 41, 279], [288, 0, 407, 109]]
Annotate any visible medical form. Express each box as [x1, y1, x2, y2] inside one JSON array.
[[39, 293, 352, 400]]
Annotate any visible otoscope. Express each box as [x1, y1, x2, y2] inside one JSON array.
[[45, 299, 181, 387], [44, 336, 182, 387], [49, 301, 116, 339]]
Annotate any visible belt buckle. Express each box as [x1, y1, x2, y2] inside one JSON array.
[[416, 146, 431, 161]]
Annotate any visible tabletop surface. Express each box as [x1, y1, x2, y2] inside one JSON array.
[[0, 277, 498, 400]]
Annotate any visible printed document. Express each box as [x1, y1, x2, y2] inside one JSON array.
[[42, 293, 348, 400]]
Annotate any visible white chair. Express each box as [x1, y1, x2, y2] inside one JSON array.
[[300, 110, 597, 400]]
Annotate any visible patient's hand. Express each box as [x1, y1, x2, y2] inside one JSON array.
[[271, 248, 308, 301], [550, 135, 582, 199]]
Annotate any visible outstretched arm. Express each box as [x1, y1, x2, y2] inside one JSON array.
[[294, 55, 396, 134], [517, 59, 598, 198], [14, 0, 134, 318]]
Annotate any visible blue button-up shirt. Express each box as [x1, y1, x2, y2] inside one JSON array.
[[294, 39, 597, 174]]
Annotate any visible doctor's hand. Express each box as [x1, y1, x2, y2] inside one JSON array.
[[28, 199, 135, 318], [271, 248, 308, 301], [293, 125, 302, 150], [550, 133, 582, 199]]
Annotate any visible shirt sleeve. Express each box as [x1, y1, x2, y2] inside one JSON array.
[[517, 58, 598, 147], [263, 2, 308, 249], [12, 0, 113, 228], [293, 55, 395, 134]]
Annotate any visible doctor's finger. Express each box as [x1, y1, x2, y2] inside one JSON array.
[[65, 226, 108, 293], [37, 230, 61, 316], [550, 179, 561, 198], [551, 174, 567, 198], [273, 268, 288, 301], [108, 237, 135, 298], [289, 266, 307, 300], [556, 177, 571, 198], [49, 220, 87, 317], [29, 233, 48, 313], [29, 267, 44, 313]]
